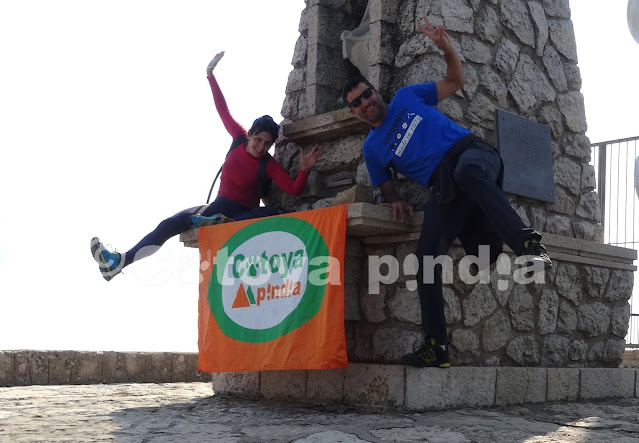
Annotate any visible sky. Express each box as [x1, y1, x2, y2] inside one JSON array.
[[0, 1, 637, 353]]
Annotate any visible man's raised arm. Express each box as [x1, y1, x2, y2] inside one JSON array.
[[418, 16, 465, 102]]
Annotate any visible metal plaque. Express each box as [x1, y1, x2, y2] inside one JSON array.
[[496, 109, 555, 203]]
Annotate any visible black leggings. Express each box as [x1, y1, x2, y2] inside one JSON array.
[[122, 197, 277, 268]]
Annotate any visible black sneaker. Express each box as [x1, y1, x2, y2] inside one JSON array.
[[400, 338, 450, 368], [521, 237, 553, 270]]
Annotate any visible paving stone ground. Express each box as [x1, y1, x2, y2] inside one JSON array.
[[1, 383, 639, 442]]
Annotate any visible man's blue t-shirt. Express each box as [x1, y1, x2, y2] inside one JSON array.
[[362, 82, 471, 188]]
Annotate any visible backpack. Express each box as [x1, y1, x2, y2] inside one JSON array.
[[206, 134, 273, 204]]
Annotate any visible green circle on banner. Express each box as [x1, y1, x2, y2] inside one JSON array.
[[208, 216, 329, 343]]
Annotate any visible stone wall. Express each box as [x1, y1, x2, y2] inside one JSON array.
[[276, 0, 601, 245], [266, 0, 634, 368], [345, 235, 634, 367], [0, 351, 210, 387]]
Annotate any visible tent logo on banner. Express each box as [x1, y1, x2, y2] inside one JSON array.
[[208, 217, 331, 343]]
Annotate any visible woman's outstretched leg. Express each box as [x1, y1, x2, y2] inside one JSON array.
[[91, 205, 207, 281]]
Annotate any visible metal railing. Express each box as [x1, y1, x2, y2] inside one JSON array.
[[591, 136, 639, 347]]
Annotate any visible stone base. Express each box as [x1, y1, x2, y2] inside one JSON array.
[[212, 363, 639, 410]]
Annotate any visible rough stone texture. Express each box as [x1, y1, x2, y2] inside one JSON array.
[[496, 367, 547, 405], [49, 351, 75, 385], [529, 1, 548, 56], [500, 0, 535, 48], [406, 367, 496, 410], [577, 302, 611, 337], [389, 288, 421, 324], [580, 369, 636, 400], [605, 270, 634, 302], [509, 285, 535, 331], [506, 336, 540, 365], [372, 329, 423, 363], [558, 92, 588, 133], [306, 367, 345, 402], [482, 311, 512, 352], [73, 352, 104, 385], [451, 329, 480, 355], [5, 382, 639, 441], [557, 300, 578, 334], [547, 368, 580, 401], [463, 284, 497, 327], [261, 370, 306, 400], [344, 364, 405, 407], [541, 335, 570, 367], [213, 371, 260, 397], [548, 19, 579, 62], [0, 351, 15, 387], [555, 263, 581, 305], [508, 54, 555, 112], [611, 304, 631, 338], [539, 289, 559, 334]]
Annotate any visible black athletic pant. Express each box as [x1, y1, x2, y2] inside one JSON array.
[[416, 142, 537, 344], [122, 197, 277, 268]]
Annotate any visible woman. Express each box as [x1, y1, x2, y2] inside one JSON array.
[[91, 52, 324, 281]]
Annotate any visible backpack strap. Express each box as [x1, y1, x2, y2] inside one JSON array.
[[206, 134, 248, 203], [257, 153, 272, 200]]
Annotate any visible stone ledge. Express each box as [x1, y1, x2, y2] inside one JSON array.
[[282, 108, 369, 144], [212, 364, 639, 410], [0, 351, 210, 387], [180, 203, 636, 270]]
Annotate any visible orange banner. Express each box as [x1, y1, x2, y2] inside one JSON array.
[[198, 205, 348, 372]]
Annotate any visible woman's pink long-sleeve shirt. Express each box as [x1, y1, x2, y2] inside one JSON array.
[[208, 75, 308, 208]]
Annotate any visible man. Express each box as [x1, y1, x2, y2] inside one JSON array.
[[342, 16, 552, 368]]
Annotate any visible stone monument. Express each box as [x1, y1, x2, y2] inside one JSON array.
[[271, 0, 636, 368]]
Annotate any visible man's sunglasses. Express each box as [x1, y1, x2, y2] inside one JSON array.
[[348, 87, 374, 108]]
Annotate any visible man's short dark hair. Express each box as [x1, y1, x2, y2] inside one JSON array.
[[342, 77, 375, 105]]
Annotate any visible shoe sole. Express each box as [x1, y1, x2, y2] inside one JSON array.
[[90, 237, 122, 281]]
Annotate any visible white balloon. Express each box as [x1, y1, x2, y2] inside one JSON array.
[[629, 0, 639, 44]]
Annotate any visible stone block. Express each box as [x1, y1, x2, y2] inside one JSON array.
[[104, 352, 147, 384], [147, 352, 173, 383], [172, 354, 189, 382], [369, 0, 398, 24], [72, 352, 103, 385], [344, 363, 405, 407], [186, 353, 211, 382], [580, 368, 636, 400], [15, 351, 48, 386], [212, 372, 260, 397], [547, 368, 579, 401], [406, 367, 496, 410], [48, 351, 76, 385], [261, 370, 307, 400], [369, 21, 395, 66], [0, 351, 15, 386], [333, 184, 373, 206], [495, 367, 547, 405], [307, 368, 345, 403]]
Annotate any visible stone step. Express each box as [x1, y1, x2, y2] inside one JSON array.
[[213, 363, 639, 411]]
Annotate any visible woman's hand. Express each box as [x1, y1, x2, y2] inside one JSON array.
[[299, 144, 324, 173], [207, 51, 225, 76]]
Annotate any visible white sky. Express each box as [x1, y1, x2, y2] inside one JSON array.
[[0, 1, 637, 352]]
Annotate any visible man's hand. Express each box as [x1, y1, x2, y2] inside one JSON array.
[[207, 51, 225, 76], [380, 200, 414, 222], [417, 16, 452, 52], [417, 15, 465, 102], [299, 144, 324, 173]]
